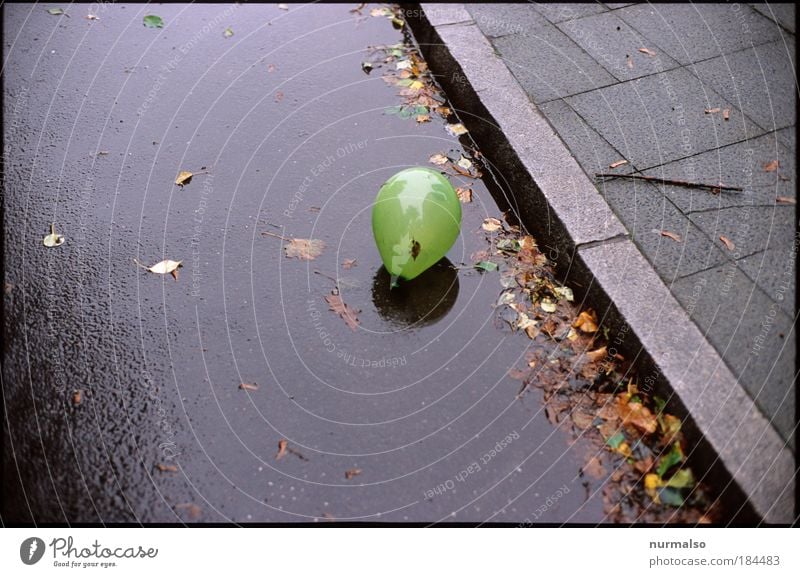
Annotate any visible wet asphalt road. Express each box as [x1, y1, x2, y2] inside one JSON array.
[[3, 3, 605, 523]]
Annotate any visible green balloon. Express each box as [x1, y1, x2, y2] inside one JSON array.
[[372, 167, 462, 282]]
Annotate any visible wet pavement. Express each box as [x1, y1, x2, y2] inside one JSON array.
[[3, 3, 612, 523]]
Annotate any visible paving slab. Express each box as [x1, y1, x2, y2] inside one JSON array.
[[688, 205, 796, 258], [597, 178, 730, 280], [671, 265, 796, 447], [750, 2, 796, 33], [640, 132, 796, 214], [738, 245, 798, 317], [565, 67, 766, 169], [558, 10, 682, 81], [531, 2, 608, 24], [537, 99, 638, 176], [616, 3, 783, 65], [467, 3, 552, 38], [690, 39, 796, 132], [492, 25, 617, 103]]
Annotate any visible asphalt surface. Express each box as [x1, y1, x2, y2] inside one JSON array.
[[3, 3, 608, 523]]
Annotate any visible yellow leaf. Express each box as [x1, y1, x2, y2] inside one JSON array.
[[573, 309, 598, 333], [408, 80, 424, 91], [175, 171, 193, 186], [446, 123, 468, 136]]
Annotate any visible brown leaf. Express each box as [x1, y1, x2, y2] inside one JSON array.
[[157, 463, 178, 473], [325, 292, 361, 331], [638, 47, 656, 56], [285, 238, 325, 260], [660, 230, 682, 242], [763, 160, 780, 172], [545, 404, 560, 425], [634, 456, 654, 474], [704, 107, 721, 114], [776, 196, 796, 204], [626, 55, 634, 69], [583, 456, 605, 479], [239, 382, 259, 391], [609, 159, 628, 168], [267, 64, 277, 73], [573, 309, 598, 333], [276, 439, 288, 460], [618, 397, 657, 434], [571, 410, 594, 430], [585, 346, 608, 363], [722, 108, 730, 120], [72, 390, 82, 405], [428, 153, 449, 165], [450, 162, 473, 178], [175, 503, 202, 520], [342, 258, 357, 269], [507, 368, 528, 381], [274, 91, 284, 102], [719, 235, 735, 251], [456, 187, 472, 203], [345, 468, 362, 480], [415, 114, 431, 123]]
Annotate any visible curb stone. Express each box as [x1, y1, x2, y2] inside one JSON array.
[[408, 3, 795, 524]]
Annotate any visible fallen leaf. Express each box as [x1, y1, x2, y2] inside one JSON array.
[[278, 3, 289, 10], [96, 150, 110, 155], [573, 309, 598, 333], [276, 439, 288, 460], [626, 55, 634, 69], [618, 397, 657, 434], [656, 442, 684, 478], [664, 468, 694, 489], [361, 61, 373, 74], [284, 238, 325, 260], [704, 107, 721, 114], [342, 258, 357, 269], [446, 123, 468, 136], [609, 159, 628, 168], [48, 8, 65, 16], [481, 217, 503, 232], [345, 468, 362, 480], [223, 27, 234, 38], [275, 91, 284, 102], [719, 235, 735, 251], [136, 259, 182, 276], [85, 14, 99, 21], [408, 80, 424, 91], [267, 64, 277, 73], [436, 106, 451, 117], [175, 170, 193, 186], [156, 463, 178, 473], [239, 383, 259, 391], [776, 196, 795, 204], [723, 108, 730, 120], [175, 503, 202, 520], [325, 292, 360, 331], [644, 473, 662, 503], [474, 261, 498, 272], [763, 160, 779, 172], [72, 390, 82, 405], [638, 47, 656, 56], [429, 153, 449, 165], [415, 114, 431, 123], [585, 346, 607, 363], [370, 7, 391, 17], [571, 411, 594, 430], [660, 230, 682, 242], [143, 14, 164, 28], [583, 456, 605, 479], [539, 298, 557, 313], [457, 156, 473, 170], [43, 223, 65, 247], [456, 187, 472, 203]]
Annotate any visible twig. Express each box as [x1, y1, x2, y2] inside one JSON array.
[[595, 173, 742, 193], [261, 230, 290, 241], [314, 270, 339, 287]]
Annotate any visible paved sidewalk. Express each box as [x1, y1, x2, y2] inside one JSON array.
[[463, 2, 796, 448]]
